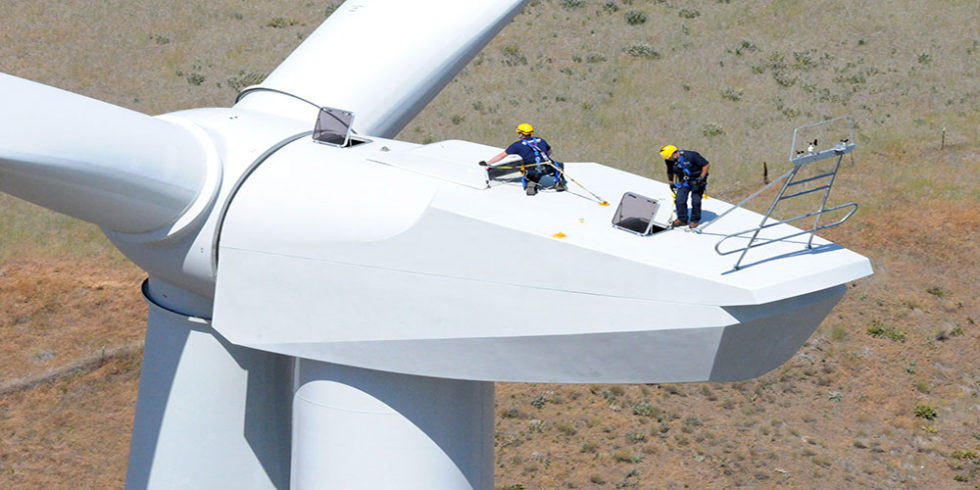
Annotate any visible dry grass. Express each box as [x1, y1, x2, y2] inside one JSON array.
[[0, 258, 145, 384], [0, 355, 140, 489], [1, 0, 979, 488], [411, 0, 980, 190]]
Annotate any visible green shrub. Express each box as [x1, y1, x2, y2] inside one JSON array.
[[625, 430, 647, 443], [913, 404, 937, 420], [721, 87, 743, 101], [612, 450, 643, 463], [186, 73, 206, 86], [951, 449, 978, 460], [773, 71, 797, 87], [266, 17, 297, 28], [732, 40, 759, 55], [632, 401, 657, 417], [678, 8, 700, 19], [530, 393, 549, 409], [702, 124, 725, 137], [625, 43, 660, 59], [625, 10, 647, 25], [502, 406, 521, 418], [792, 50, 817, 70], [866, 320, 906, 342]]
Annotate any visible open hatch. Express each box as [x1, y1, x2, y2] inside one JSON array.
[[313, 106, 366, 147], [611, 192, 673, 236]]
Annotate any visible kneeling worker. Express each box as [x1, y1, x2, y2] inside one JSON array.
[[660, 144, 710, 228], [483, 123, 565, 195]]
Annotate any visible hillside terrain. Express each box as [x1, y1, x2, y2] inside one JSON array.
[[1, 0, 978, 488]]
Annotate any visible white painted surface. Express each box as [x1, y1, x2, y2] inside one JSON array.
[[292, 361, 493, 489], [105, 108, 312, 298], [368, 139, 496, 189], [126, 279, 291, 490]]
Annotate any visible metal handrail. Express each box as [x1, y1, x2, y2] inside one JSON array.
[[714, 202, 858, 256], [696, 117, 857, 270]]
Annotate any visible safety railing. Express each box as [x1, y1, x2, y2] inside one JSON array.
[[696, 116, 858, 270]]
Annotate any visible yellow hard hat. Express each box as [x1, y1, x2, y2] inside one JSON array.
[[660, 144, 678, 160], [516, 123, 534, 135]]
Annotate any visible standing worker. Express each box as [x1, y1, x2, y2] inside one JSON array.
[[483, 123, 565, 195], [660, 144, 710, 228]]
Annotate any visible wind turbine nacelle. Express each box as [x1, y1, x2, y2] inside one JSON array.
[[210, 130, 870, 384]]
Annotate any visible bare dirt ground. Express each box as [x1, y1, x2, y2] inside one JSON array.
[[1, 146, 977, 489], [0, 259, 143, 489]]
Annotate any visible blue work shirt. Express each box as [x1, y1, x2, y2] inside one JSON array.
[[665, 150, 709, 182], [506, 137, 551, 164]]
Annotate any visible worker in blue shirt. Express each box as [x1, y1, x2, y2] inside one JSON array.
[[484, 123, 565, 195], [660, 144, 710, 228]]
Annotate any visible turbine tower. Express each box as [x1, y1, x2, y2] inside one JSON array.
[[0, 1, 871, 488]]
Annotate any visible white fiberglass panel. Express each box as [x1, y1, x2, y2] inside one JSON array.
[[218, 139, 434, 248], [368, 139, 497, 189]]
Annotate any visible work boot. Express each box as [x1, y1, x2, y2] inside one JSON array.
[[555, 181, 567, 192], [689, 221, 699, 228], [671, 219, 687, 227], [526, 183, 538, 196]]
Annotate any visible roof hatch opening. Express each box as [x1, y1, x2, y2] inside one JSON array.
[[611, 192, 672, 236], [313, 106, 365, 148]]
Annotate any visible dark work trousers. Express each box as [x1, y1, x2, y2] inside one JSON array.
[[674, 183, 705, 223]]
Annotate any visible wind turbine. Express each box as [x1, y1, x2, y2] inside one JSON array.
[[0, 0, 871, 488]]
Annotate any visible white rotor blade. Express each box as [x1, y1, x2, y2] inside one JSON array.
[[0, 73, 211, 234], [234, 0, 528, 137]]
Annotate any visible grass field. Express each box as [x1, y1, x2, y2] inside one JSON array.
[[1, 0, 978, 488]]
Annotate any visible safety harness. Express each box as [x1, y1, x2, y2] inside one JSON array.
[[672, 151, 706, 191], [523, 139, 565, 189], [522, 137, 548, 164]]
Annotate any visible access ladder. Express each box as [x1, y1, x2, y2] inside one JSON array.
[[697, 116, 859, 270]]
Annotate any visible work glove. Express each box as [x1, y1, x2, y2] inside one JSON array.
[[478, 160, 488, 166], [695, 176, 705, 184]]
